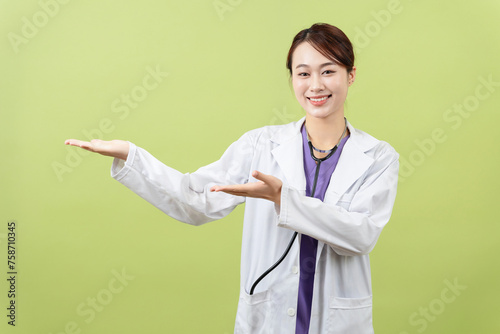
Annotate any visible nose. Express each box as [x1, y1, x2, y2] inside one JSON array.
[[309, 73, 325, 92]]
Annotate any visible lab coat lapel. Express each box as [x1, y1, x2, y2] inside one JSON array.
[[270, 119, 377, 200], [271, 118, 306, 192], [325, 122, 376, 204]]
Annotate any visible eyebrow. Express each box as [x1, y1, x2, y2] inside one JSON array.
[[295, 62, 338, 69]]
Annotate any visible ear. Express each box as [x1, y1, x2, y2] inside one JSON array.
[[348, 66, 357, 86]]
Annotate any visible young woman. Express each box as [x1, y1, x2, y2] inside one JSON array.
[[66, 23, 399, 334]]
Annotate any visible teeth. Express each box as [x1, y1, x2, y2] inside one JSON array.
[[310, 96, 328, 102]]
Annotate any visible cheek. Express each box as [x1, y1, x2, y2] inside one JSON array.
[[292, 80, 306, 97], [329, 80, 348, 95]]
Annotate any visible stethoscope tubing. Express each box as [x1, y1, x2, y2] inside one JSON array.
[[249, 130, 343, 295]]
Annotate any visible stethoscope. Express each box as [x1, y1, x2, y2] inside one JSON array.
[[249, 118, 348, 295]]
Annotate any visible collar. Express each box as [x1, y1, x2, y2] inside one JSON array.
[[270, 117, 377, 200], [270, 117, 379, 153]]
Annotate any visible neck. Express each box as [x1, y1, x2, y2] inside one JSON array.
[[305, 113, 347, 149]]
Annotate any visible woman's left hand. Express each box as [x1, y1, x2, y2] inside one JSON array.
[[210, 171, 283, 205]]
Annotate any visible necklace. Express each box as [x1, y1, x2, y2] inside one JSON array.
[[306, 117, 348, 155]]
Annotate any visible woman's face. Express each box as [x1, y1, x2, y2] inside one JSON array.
[[291, 42, 356, 121]]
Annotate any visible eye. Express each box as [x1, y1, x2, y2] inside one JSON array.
[[323, 70, 336, 75], [297, 72, 309, 77]]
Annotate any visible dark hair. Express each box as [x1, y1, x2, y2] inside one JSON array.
[[286, 23, 355, 75]]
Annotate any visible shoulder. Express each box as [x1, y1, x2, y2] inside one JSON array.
[[349, 124, 399, 163], [238, 119, 302, 145]]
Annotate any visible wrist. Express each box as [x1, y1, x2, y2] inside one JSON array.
[[115, 140, 130, 160]]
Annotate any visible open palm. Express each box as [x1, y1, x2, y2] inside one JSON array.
[[65, 139, 129, 160], [210, 170, 282, 205]]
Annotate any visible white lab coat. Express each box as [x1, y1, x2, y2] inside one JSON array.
[[110, 117, 399, 334]]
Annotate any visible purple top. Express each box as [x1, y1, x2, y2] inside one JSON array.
[[295, 123, 350, 334]]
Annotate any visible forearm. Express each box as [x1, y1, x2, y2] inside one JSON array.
[[278, 186, 384, 255], [277, 158, 399, 256], [111, 142, 245, 225]]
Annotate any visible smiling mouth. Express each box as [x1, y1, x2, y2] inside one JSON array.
[[307, 94, 332, 102]]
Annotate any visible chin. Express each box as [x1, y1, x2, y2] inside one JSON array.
[[304, 108, 335, 119]]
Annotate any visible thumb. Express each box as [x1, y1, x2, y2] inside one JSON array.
[[252, 170, 271, 183]]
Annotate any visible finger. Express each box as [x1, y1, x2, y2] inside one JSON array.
[[211, 184, 243, 193], [210, 185, 237, 192], [218, 190, 248, 197], [211, 182, 263, 194], [90, 139, 111, 152], [65, 139, 92, 148], [210, 185, 245, 196]]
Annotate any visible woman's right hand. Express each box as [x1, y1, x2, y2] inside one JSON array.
[[65, 139, 130, 161]]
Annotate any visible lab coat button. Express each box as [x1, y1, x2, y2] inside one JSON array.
[[291, 266, 298, 274], [287, 308, 296, 317]]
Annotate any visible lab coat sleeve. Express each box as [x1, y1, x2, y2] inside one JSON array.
[[110, 132, 255, 226], [277, 146, 399, 256]]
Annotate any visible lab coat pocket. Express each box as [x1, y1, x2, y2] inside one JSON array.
[[328, 295, 373, 334], [235, 290, 274, 334]]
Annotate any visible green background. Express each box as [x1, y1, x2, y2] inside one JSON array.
[[1, 0, 499, 333]]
